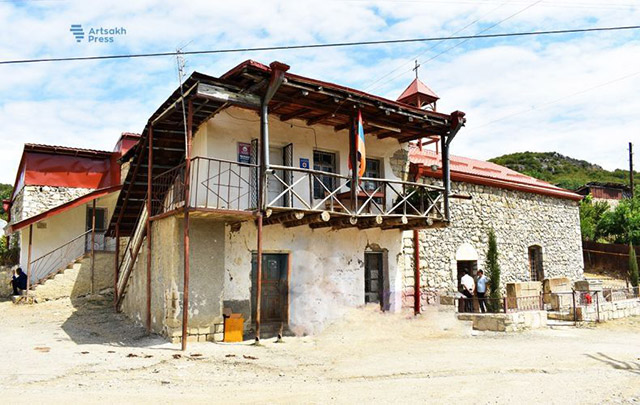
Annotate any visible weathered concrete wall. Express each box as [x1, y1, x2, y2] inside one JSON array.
[[225, 222, 404, 336], [121, 216, 226, 342], [402, 180, 584, 302]]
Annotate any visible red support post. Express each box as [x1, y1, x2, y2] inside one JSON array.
[[146, 126, 153, 334], [255, 213, 263, 343], [114, 223, 120, 308], [26, 224, 33, 294], [91, 199, 96, 294], [413, 229, 421, 315], [181, 100, 193, 351]]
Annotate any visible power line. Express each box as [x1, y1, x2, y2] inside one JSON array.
[[1, 24, 639, 66], [365, 0, 543, 93], [470, 68, 640, 130], [361, 0, 512, 91]]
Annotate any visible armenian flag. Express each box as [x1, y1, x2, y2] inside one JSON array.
[[349, 110, 366, 177]]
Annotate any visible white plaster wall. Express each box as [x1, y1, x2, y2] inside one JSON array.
[[225, 222, 405, 335], [190, 107, 407, 211], [19, 192, 119, 270]]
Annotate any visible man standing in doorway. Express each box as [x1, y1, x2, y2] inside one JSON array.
[[476, 270, 488, 313], [460, 271, 475, 312]]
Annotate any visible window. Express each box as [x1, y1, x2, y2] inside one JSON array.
[[528, 246, 543, 282], [86, 207, 107, 231], [362, 158, 382, 192], [313, 150, 336, 199]]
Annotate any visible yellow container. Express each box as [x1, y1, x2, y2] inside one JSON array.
[[223, 315, 244, 342]]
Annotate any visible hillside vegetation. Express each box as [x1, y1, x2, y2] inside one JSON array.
[[488, 151, 637, 190]]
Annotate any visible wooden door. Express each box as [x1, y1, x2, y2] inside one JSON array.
[[252, 253, 289, 324], [364, 252, 383, 305]]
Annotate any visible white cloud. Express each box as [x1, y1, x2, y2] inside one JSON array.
[[0, 0, 639, 185]]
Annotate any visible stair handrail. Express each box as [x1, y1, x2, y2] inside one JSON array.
[[115, 197, 149, 308], [29, 229, 92, 286]]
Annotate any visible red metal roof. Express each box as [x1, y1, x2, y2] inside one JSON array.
[[397, 78, 439, 103], [410, 146, 582, 201], [24, 143, 113, 158]]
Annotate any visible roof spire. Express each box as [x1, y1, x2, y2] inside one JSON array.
[[413, 59, 420, 80]]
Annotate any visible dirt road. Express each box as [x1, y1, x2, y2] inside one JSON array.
[[1, 295, 639, 404]]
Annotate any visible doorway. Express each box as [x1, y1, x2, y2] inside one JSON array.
[[456, 260, 477, 293], [251, 253, 289, 325], [364, 252, 384, 306]]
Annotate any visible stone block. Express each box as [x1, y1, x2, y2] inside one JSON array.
[[575, 279, 603, 292]]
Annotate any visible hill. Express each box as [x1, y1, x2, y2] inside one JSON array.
[[488, 152, 637, 190]]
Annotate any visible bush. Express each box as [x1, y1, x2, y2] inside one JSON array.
[[486, 228, 501, 312], [0, 235, 19, 266]]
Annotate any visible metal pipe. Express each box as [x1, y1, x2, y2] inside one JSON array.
[[181, 100, 193, 351], [146, 126, 153, 334], [255, 213, 263, 343], [114, 223, 120, 308], [91, 199, 96, 294], [413, 229, 421, 315], [440, 134, 450, 222], [26, 224, 33, 294]]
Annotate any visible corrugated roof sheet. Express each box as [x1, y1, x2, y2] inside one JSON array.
[[409, 146, 582, 200]]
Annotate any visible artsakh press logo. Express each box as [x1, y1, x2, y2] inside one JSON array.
[[70, 24, 85, 42], [69, 24, 127, 43]]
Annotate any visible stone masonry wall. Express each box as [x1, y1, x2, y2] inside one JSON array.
[[11, 185, 93, 224], [401, 180, 584, 304]]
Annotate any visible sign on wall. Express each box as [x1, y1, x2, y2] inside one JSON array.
[[237, 142, 252, 164], [300, 158, 309, 169]]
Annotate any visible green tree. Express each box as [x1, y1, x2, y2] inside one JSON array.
[[486, 228, 501, 312], [0, 183, 12, 221], [599, 194, 640, 245], [579, 195, 610, 242], [630, 244, 639, 288]]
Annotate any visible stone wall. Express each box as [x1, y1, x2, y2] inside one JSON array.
[[10, 185, 93, 224], [0, 266, 14, 297], [401, 180, 584, 304]]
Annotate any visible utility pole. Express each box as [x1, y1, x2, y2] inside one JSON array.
[[630, 142, 634, 198]]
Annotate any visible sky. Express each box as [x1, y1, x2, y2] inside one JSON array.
[[0, 0, 639, 185]]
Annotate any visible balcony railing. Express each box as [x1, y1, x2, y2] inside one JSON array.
[[150, 157, 446, 222]]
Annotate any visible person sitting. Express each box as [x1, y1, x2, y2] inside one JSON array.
[[11, 268, 27, 296]]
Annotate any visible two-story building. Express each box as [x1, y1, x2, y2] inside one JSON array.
[[110, 60, 465, 348]]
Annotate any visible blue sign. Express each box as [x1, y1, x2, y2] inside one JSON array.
[[300, 158, 310, 169]]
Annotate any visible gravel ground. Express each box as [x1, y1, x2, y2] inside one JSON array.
[[1, 294, 639, 404]]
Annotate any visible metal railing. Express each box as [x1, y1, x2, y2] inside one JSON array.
[[116, 199, 148, 305], [152, 163, 186, 216], [29, 230, 91, 286], [149, 157, 446, 221], [191, 157, 258, 211], [455, 295, 544, 314]]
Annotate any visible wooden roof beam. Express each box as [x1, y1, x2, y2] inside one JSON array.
[[280, 108, 312, 122]]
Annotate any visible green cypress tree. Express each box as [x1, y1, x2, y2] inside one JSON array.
[[486, 228, 501, 312], [629, 244, 639, 288]]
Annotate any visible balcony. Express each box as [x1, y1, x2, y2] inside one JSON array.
[[150, 157, 446, 230]]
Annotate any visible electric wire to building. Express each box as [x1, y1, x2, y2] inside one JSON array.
[[1, 25, 639, 65]]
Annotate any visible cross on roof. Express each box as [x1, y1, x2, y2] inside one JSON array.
[[413, 60, 420, 79]]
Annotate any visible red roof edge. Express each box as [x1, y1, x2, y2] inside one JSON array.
[[416, 166, 582, 201], [6, 185, 121, 234]]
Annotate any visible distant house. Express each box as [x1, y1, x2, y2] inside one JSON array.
[[575, 182, 632, 208], [4, 134, 138, 297]]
